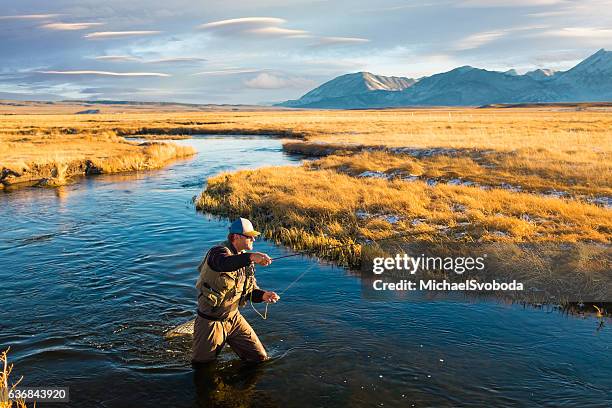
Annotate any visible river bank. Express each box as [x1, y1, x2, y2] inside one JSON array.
[[0, 129, 195, 189]]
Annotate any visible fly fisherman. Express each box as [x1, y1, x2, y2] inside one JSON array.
[[192, 218, 280, 367]]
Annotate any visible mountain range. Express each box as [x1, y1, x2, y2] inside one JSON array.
[[277, 49, 612, 108]]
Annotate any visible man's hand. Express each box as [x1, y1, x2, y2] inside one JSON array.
[[249, 252, 272, 266], [262, 291, 280, 303]]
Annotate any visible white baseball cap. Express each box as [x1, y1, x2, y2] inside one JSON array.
[[229, 218, 261, 237]]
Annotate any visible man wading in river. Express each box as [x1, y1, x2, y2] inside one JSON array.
[[192, 218, 280, 367]]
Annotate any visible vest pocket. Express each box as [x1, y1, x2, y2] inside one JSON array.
[[200, 284, 223, 307]]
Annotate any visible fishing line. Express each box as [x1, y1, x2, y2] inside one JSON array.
[[251, 259, 319, 320], [251, 231, 415, 320]]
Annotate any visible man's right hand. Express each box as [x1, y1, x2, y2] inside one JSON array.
[[249, 252, 272, 266]]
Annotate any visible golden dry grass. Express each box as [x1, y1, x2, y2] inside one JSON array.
[[0, 349, 27, 408], [2, 107, 611, 152], [0, 126, 195, 188], [2, 107, 609, 194], [305, 149, 611, 200], [195, 165, 611, 264]]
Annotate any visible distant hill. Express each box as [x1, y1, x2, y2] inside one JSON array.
[[277, 49, 612, 108], [279, 72, 415, 107]]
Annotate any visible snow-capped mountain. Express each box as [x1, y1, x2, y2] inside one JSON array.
[[279, 72, 415, 107], [277, 49, 612, 108], [551, 49, 612, 101], [525, 69, 557, 81]]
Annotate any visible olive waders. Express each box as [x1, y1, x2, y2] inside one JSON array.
[[192, 242, 267, 364]]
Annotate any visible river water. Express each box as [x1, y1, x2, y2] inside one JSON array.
[[1, 136, 610, 407]]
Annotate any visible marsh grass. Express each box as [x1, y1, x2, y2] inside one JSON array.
[[195, 165, 611, 265], [0, 127, 195, 188], [300, 149, 612, 202]]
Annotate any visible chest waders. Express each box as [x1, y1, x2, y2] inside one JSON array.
[[196, 242, 257, 315], [192, 242, 267, 363]]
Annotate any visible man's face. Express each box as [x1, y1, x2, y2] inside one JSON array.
[[234, 234, 255, 251]]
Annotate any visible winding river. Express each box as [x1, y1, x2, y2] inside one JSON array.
[[1, 136, 610, 407]]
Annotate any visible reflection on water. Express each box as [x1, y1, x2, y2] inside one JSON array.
[[1, 136, 610, 407]]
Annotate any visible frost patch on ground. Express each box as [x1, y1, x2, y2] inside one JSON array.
[[544, 189, 568, 198], [356, 210, 402, 224], [586, 196, 612, 208], [358, 171, 390, 179], [451, 204, 467, 212], [346, 167, 610, 209], [500, 182, 522, 192]]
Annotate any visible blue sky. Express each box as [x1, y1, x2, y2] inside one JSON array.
[[1, 0, 610, 104]]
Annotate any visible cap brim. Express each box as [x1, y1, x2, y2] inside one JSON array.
[[243, 230, 261, 237]]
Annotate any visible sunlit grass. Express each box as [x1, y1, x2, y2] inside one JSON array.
[[195, 165, 611, 266], [303, 149, 611, 200], [0, 349, 27, 408], [0, 126, 195, 188]]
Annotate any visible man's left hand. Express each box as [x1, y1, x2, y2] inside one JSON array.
[[262, 291, 280, 303]]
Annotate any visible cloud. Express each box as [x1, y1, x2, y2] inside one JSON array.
[[452, 25, 547, 50], [197, 17, 309, 38], [244, 72, 315, 89], [92, 55, 206, 64], [458, 0, 564, 7], [352, 3, 439, 13], [198, 17, 285, 31], [453, 30, 506, 50], [247, 27, 310, 38], [0, 14, 59, 20], [40, 22, 105, 31], [535, 27, 612, 39], [311, 36, 370, 47], [192, 68, 260, 76], [84, 31, 161, 39], [145, 57, 207, 64], [37, 70, 170, 77], [93, 55, 141, 62]]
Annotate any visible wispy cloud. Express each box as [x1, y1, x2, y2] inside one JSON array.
[[41, 22, 104, 31], [84, 31, 160, 39], [352, 3, 439, 13], [94, 55, 141, 62], [0, 14, 59, 20], [192, 68, 260, 76], [247, 27, 310, 38], [37, 70, 170, 77], [146, 57, 207, 64], [453, 25, 547, 50], [198, 17, 285, 30], [458, 0, 564, 7], [197, 17, 309, 39], [244, 72, 315, 89], [453, 30, 506, 50], [535, 27, 612, 39], [92, 56, 206, 64], [312, 36, 370, 46]]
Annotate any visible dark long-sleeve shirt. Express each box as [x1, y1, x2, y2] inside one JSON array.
[[207, 243, 266, 303]]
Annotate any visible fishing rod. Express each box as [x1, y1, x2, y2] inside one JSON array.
[[269, 231, 415, 261]]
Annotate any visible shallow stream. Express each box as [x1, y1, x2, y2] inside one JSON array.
[[1, 136, 610, 407]]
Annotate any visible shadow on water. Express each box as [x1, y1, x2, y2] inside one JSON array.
[[193, 361, 279, 408]]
